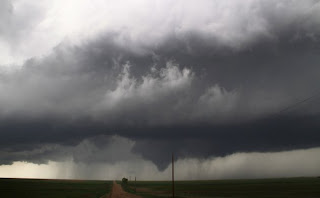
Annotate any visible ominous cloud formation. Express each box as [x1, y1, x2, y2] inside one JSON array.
[[0, 0, 320, 179]]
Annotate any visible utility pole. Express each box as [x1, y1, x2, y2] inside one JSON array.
[[172, 153, 175, 198], [135, 176, 136, 193]]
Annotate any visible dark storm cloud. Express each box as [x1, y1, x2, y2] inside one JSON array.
[[1, 0, 320, 169], [131, 115, 320, 170], [0, 135, 140, 165]]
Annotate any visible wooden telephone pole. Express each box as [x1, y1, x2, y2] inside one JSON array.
[[172, 153, 175, 198]]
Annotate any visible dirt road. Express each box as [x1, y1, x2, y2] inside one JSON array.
[[108, 181, 142, 198]]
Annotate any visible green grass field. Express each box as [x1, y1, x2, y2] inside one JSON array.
[[124, 177, 320, 198], [0, 178, 112, 198], [2, 177, 320, 198]]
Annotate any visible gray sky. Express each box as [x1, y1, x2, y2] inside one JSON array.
[[0, 0, 320, 179]]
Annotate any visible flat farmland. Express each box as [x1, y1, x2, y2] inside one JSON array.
[[0, 178, 112, 198], [125, 177, 320, 198], [1, 177, 320, 198]]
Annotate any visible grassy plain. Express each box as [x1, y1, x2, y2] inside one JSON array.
[[124, 177, 320, 198], [2, 177, 320, 198], [0, 178, 112, 198]]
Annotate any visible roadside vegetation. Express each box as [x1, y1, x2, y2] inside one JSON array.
[[120, 177, 137, 194]]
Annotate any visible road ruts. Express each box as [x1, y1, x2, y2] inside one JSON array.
[[108, 181, 142, 198]]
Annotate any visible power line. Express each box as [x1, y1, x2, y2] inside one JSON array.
[[275, 90, 320, 116]]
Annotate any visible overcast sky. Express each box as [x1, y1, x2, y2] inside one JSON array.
[[1, 0, 320, 180]]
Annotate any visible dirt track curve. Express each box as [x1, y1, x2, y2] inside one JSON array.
[[108, 181, 142, 198]]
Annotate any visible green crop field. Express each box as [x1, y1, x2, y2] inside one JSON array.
[[2, 177, 320, 198], [123, 177, 320, 198], [0, 178, 112, 198]]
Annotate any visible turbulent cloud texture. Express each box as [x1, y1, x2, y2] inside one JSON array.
[[0, 0, 320, 178], [1, 136, 320, 180]]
